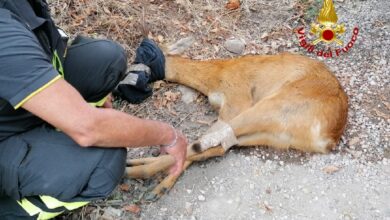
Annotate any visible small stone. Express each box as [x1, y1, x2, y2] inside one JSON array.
[[263, 201, 273, 212], [178, 86, 198, 104], [198, 195, 206, 201], [348, 150, 362, 158], [349, 137, 360, 146], [104, 207, 123, 217], [323, 165, 340, 174], [271, 41, 278, 50], [100, 214, 115, 220], [379, 59, 387, 65], [185, 202, 193, 214], [260, 32, 269, 41], [224, 38, 246, 54]]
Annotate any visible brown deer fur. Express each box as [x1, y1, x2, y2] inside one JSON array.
[[126, 52, 348, 200]]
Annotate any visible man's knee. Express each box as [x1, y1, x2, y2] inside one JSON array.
[[64, 36, 127, 102], [81, 38, 127, 73], [68, 36, 127, 70]]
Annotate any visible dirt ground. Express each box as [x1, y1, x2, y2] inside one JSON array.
[[50, 0, 389, 219]]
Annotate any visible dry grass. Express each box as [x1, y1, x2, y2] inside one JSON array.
[[49, 0, 300, 62]]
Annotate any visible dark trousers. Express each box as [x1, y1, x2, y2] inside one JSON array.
[[0, 36, 128, 219]]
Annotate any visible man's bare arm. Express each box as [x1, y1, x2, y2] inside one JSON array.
[[22, 78, 181, 148]]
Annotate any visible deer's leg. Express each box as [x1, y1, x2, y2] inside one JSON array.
[[143, 146, 226, 201], [227, 92, 336, 153], [143, 160, 192, 201], [125, 141, 201, 179], [127, 156, 168, 166], [125, 155, 175, 179], [124, 145, 223, 179], [187, 146, 226, 161]]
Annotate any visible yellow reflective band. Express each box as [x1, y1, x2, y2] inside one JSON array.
[[39, 195, 89, 211], [14, 75, 62, 109], [17, 198, 64, 220], [52, 50, 64, 76], [17, 198, 41, 216], [89, 95, 108, 107], [37, 211, 64, 220]]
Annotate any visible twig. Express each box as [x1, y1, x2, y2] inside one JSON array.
[[141, 0, 149, 37], [120, 103, 128, 112], [205, 9, 240, 35], [174, 112, 192, 127], [132, 104, 147, 115]]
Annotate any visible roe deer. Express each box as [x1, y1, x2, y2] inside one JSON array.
[[125, 38, 348, 201]]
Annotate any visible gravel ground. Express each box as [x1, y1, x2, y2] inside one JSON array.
[[53, 0, 389, 219]]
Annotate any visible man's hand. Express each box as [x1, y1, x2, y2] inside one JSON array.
[[161, 130, 187, 176]]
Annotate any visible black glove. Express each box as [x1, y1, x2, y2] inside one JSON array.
[[114, 70, 153, 104], [134, 38, 165, 83], [115, 38, 165, 104]]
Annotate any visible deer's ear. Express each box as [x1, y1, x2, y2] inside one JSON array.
[[166, 37, 195, 55]]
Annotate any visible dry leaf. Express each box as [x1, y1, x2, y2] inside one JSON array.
[[323, 165, 340, 174], [262, 201, 273, 212], [153, 99, 162, 109], [119, 183, 130, 192], [123, 204, 141, 214], [157, 35, 164, 43], [225, 0, 240, 10], [164, 91, 180, 102], [373, 108, 389, 119], [260, 32, 269, 41], [103, 6, 111, 14], [169, 109, 178, 116], [196, 120, 213, 125], [348, 136, 360, 146], [153, 81, 166, 89], [345, 148, 362, 158], [383, 101, 390, 110]]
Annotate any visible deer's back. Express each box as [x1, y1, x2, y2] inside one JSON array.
[[214, 53, 342, 102]]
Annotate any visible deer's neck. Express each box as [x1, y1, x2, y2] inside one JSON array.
[[165, 56, 222, 95]]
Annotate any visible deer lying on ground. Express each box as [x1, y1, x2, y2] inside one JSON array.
[[125, 38, 348, 201]]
